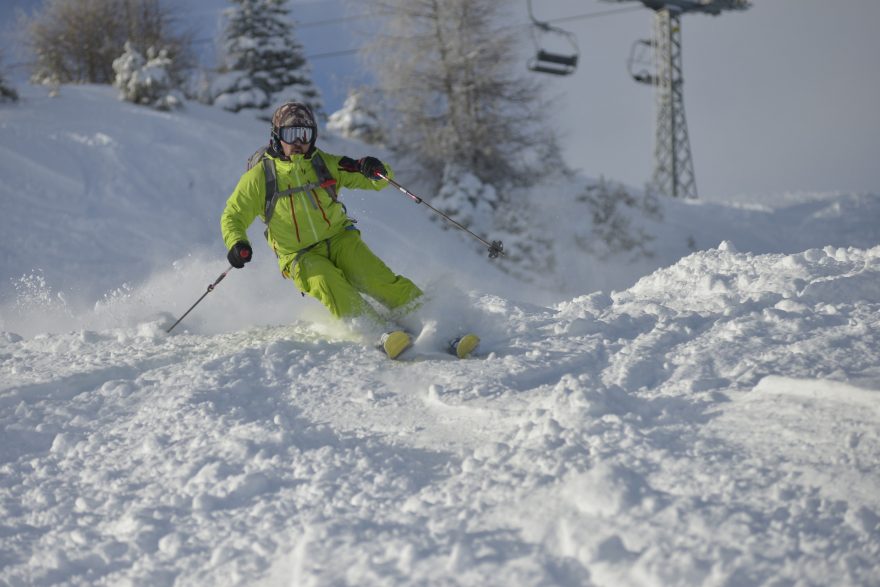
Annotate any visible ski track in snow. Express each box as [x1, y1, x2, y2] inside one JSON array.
[[2, 245, 880, 586]]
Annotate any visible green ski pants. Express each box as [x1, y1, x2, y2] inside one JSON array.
[[289, 229, 423, 319]]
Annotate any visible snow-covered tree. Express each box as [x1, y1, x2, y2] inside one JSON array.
[[574, 178, 662, 261], [428, 164, 555, 282], [327, 89, 384, 144], [112, 42, 183, 111], [363, 0, 560, 190], [433, 164, 498, 237], [212, 0, 321, 119]]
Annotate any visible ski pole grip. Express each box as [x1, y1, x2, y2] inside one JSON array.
[[240, 249, 250, 259]]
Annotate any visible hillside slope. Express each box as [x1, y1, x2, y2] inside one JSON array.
[[2, 84, 879, 330], [1, 85, 879, 586]]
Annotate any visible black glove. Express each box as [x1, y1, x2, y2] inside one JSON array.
[[227, 242, 253, 269], [358, 156, 387, 178], [338, 156, 359, 173]]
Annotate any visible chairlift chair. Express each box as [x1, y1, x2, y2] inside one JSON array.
[[627, 38, 655, 85], [527, 0, 579, 76]]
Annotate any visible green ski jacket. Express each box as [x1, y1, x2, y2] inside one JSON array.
[[220, 148, 393, 276]]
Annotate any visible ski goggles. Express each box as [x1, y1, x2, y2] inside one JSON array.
[[277, 125, 314, 144]]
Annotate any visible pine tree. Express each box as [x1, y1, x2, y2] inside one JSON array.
[[213, 0, 321, 119]]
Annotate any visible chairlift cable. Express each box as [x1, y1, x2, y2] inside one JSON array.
[[2, 7, 639, 72], [545, 5, 644, 25]]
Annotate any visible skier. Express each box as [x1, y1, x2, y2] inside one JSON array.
[[220, 101, 478, 359]]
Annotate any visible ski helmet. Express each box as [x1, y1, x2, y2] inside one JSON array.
[[271, 102, 317, 155], [274, 101, 316, 132]]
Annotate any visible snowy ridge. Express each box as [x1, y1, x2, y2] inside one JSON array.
[[3, 244, 879, 585]]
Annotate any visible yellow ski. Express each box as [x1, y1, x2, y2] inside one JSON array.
[[381, 330, 413, 360], [450, 334, 480, 359]]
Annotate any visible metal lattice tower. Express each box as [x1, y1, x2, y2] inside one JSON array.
[[653, 8, 696, 198], [615, 0, 750, 198]]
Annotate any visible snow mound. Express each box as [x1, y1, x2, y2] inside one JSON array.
[[2, 243, 879, 586], [618, 243, 880, 311]]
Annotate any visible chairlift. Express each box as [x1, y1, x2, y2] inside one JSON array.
[[526, 0, 579, 76], [627, 38, 655, 85]]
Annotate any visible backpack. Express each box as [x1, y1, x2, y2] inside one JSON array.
[[246, 145, 340, 225]]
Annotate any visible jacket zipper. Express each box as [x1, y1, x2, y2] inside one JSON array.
[[293, 164, 321, 242]]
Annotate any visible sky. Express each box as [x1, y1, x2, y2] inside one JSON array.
[[544, 0, 880, 199], [2, 0, 879, 199]]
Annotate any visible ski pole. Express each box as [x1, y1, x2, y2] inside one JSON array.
[[166, 264, 237, 334], [376, 173, 505, 259]]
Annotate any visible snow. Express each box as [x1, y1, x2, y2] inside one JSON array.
[[1, 84, 879, 586]]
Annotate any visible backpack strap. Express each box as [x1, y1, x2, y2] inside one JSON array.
[[261, 153, 341, 225], [262, 158, 280, 224], [310, 154, 338, 202]]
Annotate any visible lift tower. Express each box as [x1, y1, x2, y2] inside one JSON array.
[[614, 0, 749, 198]]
